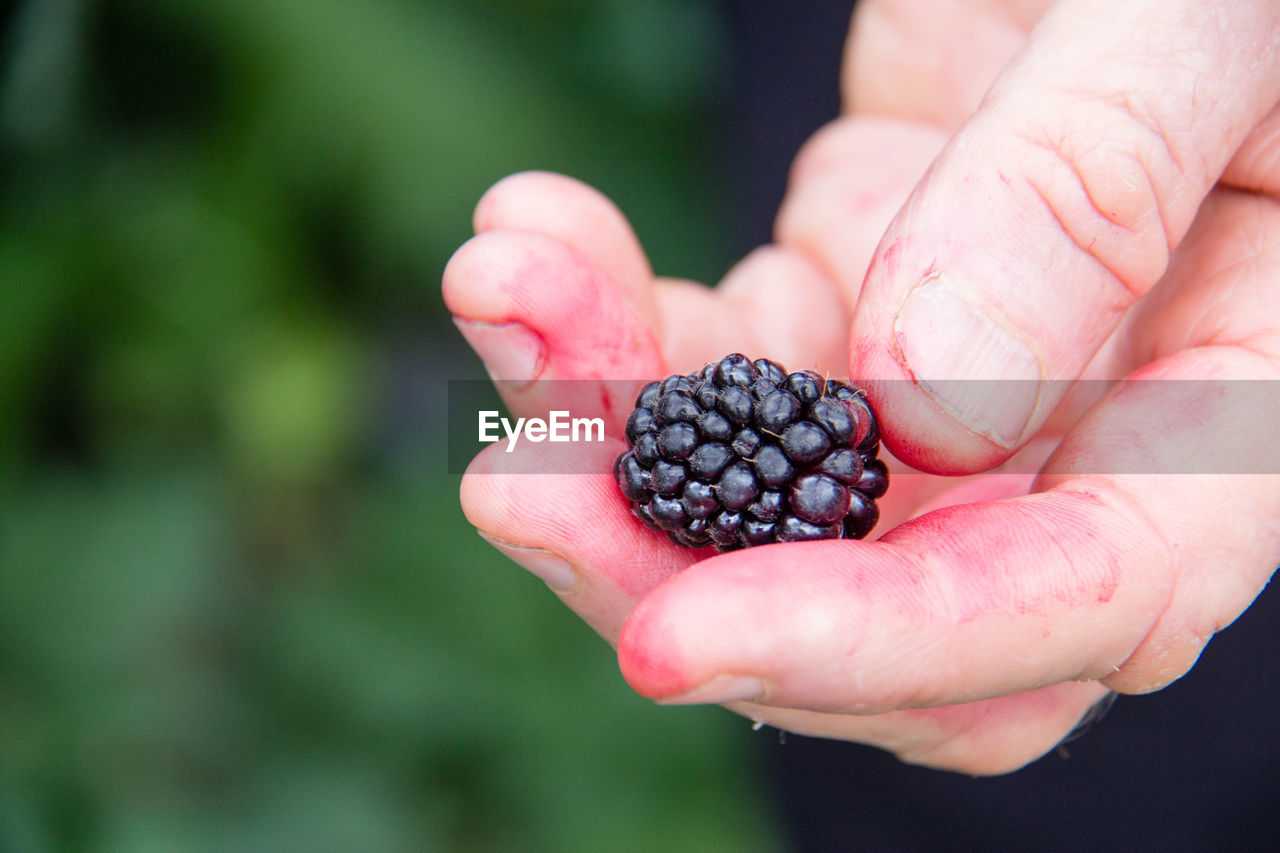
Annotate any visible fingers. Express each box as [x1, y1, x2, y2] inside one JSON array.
[[449, 174, 857, 428], [734, 681, 1112, 775], [460, 440, 700, 643], [443, 229, 665, 432], [616, 488, 1175, 713], [473, 171, 659, 331], [1222, 102, 1280, 199], [1125, 189, 1280, 367], [849, 0, 1280, 473], [447, 172, 668, 430], [844, 0, 1041, 129], [670, 240, 849, 371], [1036, 364, 1280, 692], [646, 277, 753, 373], [461, 437, 1113, 775], [464, 442, 1124, 774], [1037, 188, 1280, 692], [460, 400, 1118, 775], [776, 116, 948, 305]]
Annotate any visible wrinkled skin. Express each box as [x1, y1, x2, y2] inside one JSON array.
[[444, 0, 1280, 774]]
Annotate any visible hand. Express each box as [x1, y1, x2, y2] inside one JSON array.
[[444, 0, 1280, 774]]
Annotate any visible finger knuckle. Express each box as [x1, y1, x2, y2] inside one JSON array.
[[1015, 93, 1193, 301]]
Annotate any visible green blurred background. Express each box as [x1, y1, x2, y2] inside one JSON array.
[[0, 0, 789, 849]]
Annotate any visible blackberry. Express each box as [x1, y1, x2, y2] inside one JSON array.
[[613, 354, 887, 551]]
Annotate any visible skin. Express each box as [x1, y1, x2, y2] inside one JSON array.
[[444, 0, 1280, 774]]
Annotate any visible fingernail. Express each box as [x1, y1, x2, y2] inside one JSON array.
[[656, 675, 764, 706], [894, 274, 1042, 447], [477, 531, 577, 593], [453, 318, 546, 389]]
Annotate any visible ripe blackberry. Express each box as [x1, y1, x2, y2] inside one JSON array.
[[614, 354, 887, 550]]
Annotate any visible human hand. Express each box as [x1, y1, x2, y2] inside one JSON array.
[[445, 0, 1280, 774]]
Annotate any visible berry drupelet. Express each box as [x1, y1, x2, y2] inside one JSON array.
[[613, 354, 888, 551]]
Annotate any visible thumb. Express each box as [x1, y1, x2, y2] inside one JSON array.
[[851, 0, 1280, 473]]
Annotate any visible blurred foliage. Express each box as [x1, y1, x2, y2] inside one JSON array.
[[0, 0, 781, 850]]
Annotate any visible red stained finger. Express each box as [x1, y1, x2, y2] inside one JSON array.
[[443, 229, 665, 431], [616, 487, 1174, 713], [472, 171, 660, 332], [460, 439, 700, 643], [462, 437, 1117, 775]]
